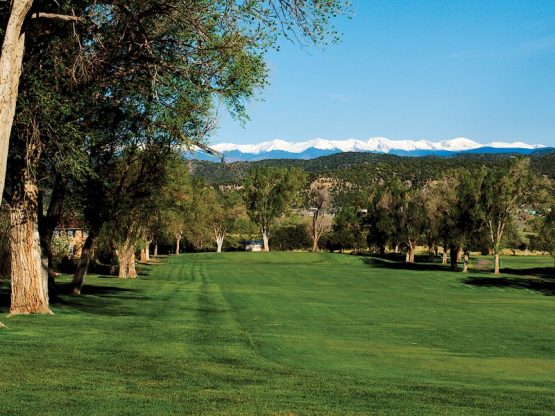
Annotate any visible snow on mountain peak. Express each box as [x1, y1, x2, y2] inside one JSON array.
[[210, 137, 546, 155]]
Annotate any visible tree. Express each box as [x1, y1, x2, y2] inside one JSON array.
[[308, 181, 331, 251], [374, 179, 424, 263], [481, 158, 536, 274], [531, 204, 555, 271], [244, 166, 306, 251], [328, 207, 366, 252], [0, 1, 83, 204], [2, 0, 348, 311], [210, 189, 244, 253]]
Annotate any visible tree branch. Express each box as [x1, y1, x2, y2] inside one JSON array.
[[31, 12, 84, 22]]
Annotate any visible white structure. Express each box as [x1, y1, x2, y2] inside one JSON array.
[[244, 240, 263, 252]]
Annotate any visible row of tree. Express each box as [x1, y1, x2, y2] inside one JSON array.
[[0, 1, 349, 315], [329, 158, 554, 273]]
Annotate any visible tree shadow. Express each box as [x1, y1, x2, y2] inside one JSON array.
[[361, 255, 461, 273], [0, 281, 148, 316], [0, 282, 10, 313], [463, 275, 555, 296], [55, 282, 148, 316]]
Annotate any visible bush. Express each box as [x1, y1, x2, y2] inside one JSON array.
[[270, 224, 311, 251]]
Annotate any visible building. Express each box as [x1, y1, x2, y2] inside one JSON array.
[[244, 240, 264, 252]]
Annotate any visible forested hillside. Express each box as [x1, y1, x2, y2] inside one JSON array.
[[188, 150, 555, 186]]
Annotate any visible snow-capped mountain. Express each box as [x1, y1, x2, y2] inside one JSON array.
[[194, 137, 549, 161]]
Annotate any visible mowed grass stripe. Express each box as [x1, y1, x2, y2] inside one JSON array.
[[0, 252, 554, 415]]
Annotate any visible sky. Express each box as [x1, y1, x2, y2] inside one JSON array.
[[211, 0, 555, 147]]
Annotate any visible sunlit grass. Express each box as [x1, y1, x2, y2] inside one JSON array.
[[1, 253, 553, 415]]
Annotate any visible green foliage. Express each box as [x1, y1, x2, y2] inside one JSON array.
[[327, 207, 367, 251], [51, 233, 72, 260], [481, 158, 536, 254], [243, 166, 307, 236], [271, 223, 311, 251]]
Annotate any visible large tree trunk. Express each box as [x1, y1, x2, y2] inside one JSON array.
[[38, 175, 66, 300], [262, 228, 270, 252], [153, 243, 158, 257], [312, 238, 319, 252], [175, 236, 181, 255], [116, 239, 136, 279], [117, 249, 128, 278], [145, 240, 150, 262], [140, 247, 147, 263], [450, 244, 459, 270], [215, 234, 224, 253], [494, 253, 500, 274], [0, 0, 33, 205], [127, 248, 137, 278], [71, 233, 94, 295], [9, 182, 51, 315]]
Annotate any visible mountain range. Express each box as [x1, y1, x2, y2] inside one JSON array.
[[193, 137, 550, 161]]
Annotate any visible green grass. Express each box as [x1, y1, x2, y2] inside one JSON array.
[[1, 253, 554, 415]]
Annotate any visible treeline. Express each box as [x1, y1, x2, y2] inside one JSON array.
[[189, 149, 555, 186], [0, 1, 349, 316]]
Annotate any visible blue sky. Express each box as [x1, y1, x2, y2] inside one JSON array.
[[212, 0, 555, 147]]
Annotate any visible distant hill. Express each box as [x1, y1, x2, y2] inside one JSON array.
[[187, 149, 555, 186]]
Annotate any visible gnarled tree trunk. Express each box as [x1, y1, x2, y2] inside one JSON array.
[[116, 239, 137, 279], [127, 248, 137, 278], [9, 182, 51, 315], [0, 0, 33, 204]]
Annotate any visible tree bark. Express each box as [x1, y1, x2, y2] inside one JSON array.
[[450, 244, 459, 270], [9, 181, 51, 315], [127, 248, 137, 278], [38, 175, 66, 300], [442, 242, 448, 264], [140, 247, 147, 263], [153, 243, 158, 257], [215, 234, 224, 253], [145, 240, 151, 262], [71, 233, 94, 295], [0, 0, 34, 205], [262, 229, 270, 252], [116, 239, 137, 279], [405, 244, 415, 263], [494, 253, 500, 274], [175, 237, 181, 255]]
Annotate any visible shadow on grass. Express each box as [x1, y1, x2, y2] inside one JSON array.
[[463, 275, 555, 296], [0, 281, 147, 316], [361, 255, 457, 273], [55, 282, 148, 316], [362, 255, 555, 295]]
